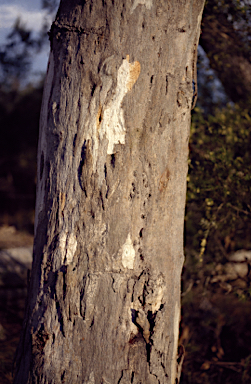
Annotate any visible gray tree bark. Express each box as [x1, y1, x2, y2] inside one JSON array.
[[14, 1, 205, 383]]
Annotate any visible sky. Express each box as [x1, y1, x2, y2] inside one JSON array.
[[0, 0, 55, 78]]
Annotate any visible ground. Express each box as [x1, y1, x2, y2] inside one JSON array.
[[0, 226, 33, 384]]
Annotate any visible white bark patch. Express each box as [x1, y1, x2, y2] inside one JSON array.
[[121, 234, 135, 269], [87, 56, 140, 176], [138, 274, 165, 313], [85, 371, 95, 384], [59, 232, 77, 265], [83, 274, 99, 325], [131, 0, 153, 13], [99, 56, 140, 155], [148, 286, 164, 313]]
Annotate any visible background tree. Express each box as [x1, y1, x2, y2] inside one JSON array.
[[13, 0, 205, 383], [200, 0, 251, 107], [181, 3, 251, 383], [186, 0, 251, 260]]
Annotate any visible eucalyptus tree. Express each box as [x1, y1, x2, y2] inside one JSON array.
[[14, 1, 205, 383]]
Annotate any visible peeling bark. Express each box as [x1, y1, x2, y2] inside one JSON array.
[[14, 1, 205, 383]]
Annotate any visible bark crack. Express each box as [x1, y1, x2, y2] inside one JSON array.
[[131, 270, 166, 371], [129, 270, 170, 383], [117, 370, 124, 384], [49, 20, 106, 40]]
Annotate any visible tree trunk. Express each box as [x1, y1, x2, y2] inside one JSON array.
[[14, 1, 205, 383]]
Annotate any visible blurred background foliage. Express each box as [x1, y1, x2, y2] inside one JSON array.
[[187, 105, 251, 261], [0, 0, 251, 383], [183, 2, 251, 383]]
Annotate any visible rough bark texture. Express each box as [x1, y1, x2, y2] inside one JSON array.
[[14, 1, 205, 383]]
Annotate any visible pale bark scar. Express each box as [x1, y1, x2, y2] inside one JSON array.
[[126, 55, 141, 91], [59, 232, 77, 265], [159, 167, 170, 192], [131, 0, 153, 13], [99, 55, 141, 156], [172, 302, 180, 384], [84, 371, 95, 384], [121, 233, 135, 269]]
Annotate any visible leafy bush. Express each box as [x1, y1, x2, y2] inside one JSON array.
[[186, 104, 251, 263]]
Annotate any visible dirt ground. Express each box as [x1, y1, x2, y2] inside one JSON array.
[[180, 251, 251, 384], [0, 226, 33, 384]]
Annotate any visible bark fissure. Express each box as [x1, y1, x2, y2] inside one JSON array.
[[50, 20, 107, 39]]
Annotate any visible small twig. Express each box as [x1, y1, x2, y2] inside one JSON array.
[[181, 280, 194, 297], [212, 360, 243, 373], [228, 203, 250, 216]]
